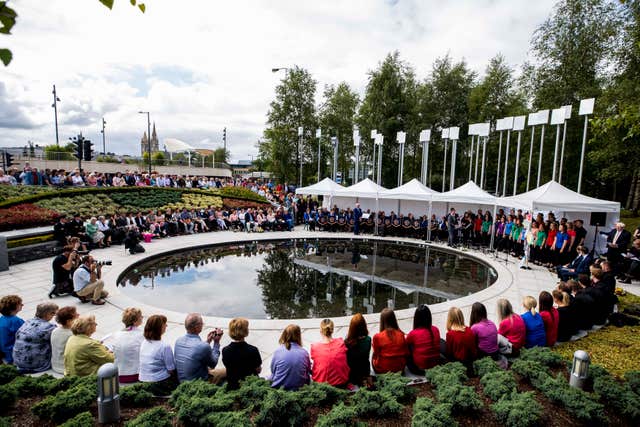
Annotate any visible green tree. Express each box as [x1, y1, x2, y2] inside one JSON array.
[[357, 51, 418, 187], [152, 151, 166, 166], [319, 83, 360, 184], [213, 147, 230, 164], [262, 66, 317, 185], [44, 144, 74, 161]]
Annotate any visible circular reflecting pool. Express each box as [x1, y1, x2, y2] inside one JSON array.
[[117, 239, 497, 319]]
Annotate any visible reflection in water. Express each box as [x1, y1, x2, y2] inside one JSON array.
[[117, 239, 497, 319]]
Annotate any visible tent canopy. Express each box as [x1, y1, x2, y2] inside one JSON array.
[[163, 138, 195, 153], [334, 178, 387, 198], [379, 178, 439, 201], [499, 180, 620, 213], [433, 181, 498, 205], [295, 177, 343, 196]]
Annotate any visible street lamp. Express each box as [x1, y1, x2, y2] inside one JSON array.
[[52, 85, 61, 146], [100, 117, 106, 155], [138, 111, 152, 176]]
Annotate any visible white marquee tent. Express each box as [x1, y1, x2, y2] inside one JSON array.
[[330, 178, 387, 210], [378, 178, 439, 213], [295, 177, 343, 196], [163, 138, 195, 153]]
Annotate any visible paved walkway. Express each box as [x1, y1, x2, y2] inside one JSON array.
[[0, 230, 605, 377]]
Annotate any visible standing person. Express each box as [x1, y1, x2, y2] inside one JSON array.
[[372, 308, 408, 374], [521, 296, 546, 348], [0, 295, 24, 364], [344, 313, 371, 388], [174, 313, 223, 382], [139, 315, 177, 395], [222, 318, 262, 390], [353, 203, 363, 235], [447, 208, 458, 247], [406, 305, 442, 375], [602, 222, 631, 272], [50, 306, 78, 375], [13, 303, 58, 373], [72, 255, 108, 305], [270, 324, 311, 391], [539, 291, 559, 347], [311, 319, 350, 387], [64, 315, 114, 376], [469, 302, 499, 359], [496, 299, 526, 355], [444, 307, 477, 366], [111, 308, 145, 383]]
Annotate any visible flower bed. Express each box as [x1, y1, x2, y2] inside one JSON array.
[[0, 204, 61, 231]]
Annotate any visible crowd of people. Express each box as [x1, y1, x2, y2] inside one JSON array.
[[0, 252, 619, 391]]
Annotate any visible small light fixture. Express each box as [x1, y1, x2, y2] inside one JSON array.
[[97, 363, 120, 423], [569, 350, 590, 389]]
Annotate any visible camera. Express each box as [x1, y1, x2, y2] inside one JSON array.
[[96, 260, 112, 266]]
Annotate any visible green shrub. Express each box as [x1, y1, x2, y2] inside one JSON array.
[[0, 384, 18, 411], [473, 357, 501, 378], [510, 359, 550, 388], [219, 186, 267, 202], [480, 371, 517, 402], [234, 375, 272, 410], [0, 365, 18, 385], [254, 389, 307, 427], [350, 389, 404, 418], [587, 364, 610, 382], [7, 233, 54, 248], [624, 370, 640, 395], [519, 347, 565, 367], [203, 411, 252, 427], [593, 375, 640, 421], [60, 411, 94, 427], [540, 375, 605, 424], [126, 407, 174, 427], [169, 379, 220, 409], [9, 374, 59, 396], [411, 397, 457, 427], [0, 417, 12, 427], [434, 383, 483, 412], [491, 392, 543, 427], [109, 189, 182, 210], [375, 372, 416, 404], [176, 395, 236, 426], [0, 185, 57, 203], [425, 362, 468, 385], [31, 383, 97, 424], [297, 381, 348, 407], [120, 382, 155, 407], [315, 402, 365, 427], [36, 194, 122, 217]]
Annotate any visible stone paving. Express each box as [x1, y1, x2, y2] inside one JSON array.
[[0, 229, 612, 377]]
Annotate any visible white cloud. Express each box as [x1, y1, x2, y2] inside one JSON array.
[[0, 0, 555, 161]]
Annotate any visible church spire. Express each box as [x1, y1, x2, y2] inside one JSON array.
[[152, 122, 157, 139]]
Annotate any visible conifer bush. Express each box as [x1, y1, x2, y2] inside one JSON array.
[[254, 389, 307, 426], [350, 389, 404, 417], [0, 365, 18, 385], [411, 397, 457, 427], [120, 382, 155, 407], [31, 382, 97, 424], [297, 381, 348, 407], [491, 392, 542, 427], [593, 374, 640, 421], [473, 357, 501, 378], [518, 347, 565, 367], [315, 402, 365, 427], [60, 411, 93, 427], [480, 370, 517, 402], [374, 372, 416, 404], [126, 407, 174, 427]]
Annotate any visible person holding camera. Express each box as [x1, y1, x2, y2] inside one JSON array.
[[50, 246, 81, 298], [72, 255, 108, 305], [174, 313, 224, 382]]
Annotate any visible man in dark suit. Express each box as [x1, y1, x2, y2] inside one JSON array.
[[602, 222, 631, 272], [244, 208, 255, 232], [353, 203, 362, 235], [557, 245, 591, 282]]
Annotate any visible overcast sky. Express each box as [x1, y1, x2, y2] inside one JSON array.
[[0, 0, 557, 162]]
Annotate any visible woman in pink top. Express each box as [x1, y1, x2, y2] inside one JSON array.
[[539, 291, 560, 347], [310, 319, 349, 387], [469, 302, 499, 357], [406, 305, 441, 374], [496, 299, 526, 355]]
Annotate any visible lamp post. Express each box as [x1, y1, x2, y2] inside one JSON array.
[[441, 128, 449, 192], [331, 136, 339, 182], [537, 109, 550, 187], [526, 112, 537, 192], [52, 85, 61, 146], [97, 363, 120, 423], [551, 107, 565, 182], [500, 117, 514, 197], [298, 126, 303, 187], [396, 131, 406, 186], [512, 115, 526, 195], [449, 127, 460, 190], [138, 111, 152, 176], [569, 350, 590, 389], [316, 128, 322, 181], [101, 117, 106, 155], [375, 133, 383, 185], [419, 129, 431, 185], [558, 105, 572, 184], [353, 129, 361, 184], [577, 98, 595, 194], [370, 129, 377, 182]]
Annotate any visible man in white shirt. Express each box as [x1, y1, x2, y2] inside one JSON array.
[[72, 255, 108, 305]]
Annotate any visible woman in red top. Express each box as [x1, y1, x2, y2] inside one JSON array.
[[565, 222, 577, 264], [310, 319, 349, 386], [406, 305, 441, 375], [496, 298, 526, 355], [444, 307, 476, 365], [539, 291, 560, 347], [372, 308, 407, 374], [544, 222, 558, 267]]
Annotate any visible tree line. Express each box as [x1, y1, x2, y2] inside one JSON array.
[[260, 0, 640, 210]]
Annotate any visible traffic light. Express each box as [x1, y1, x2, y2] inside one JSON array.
[[73, 138, 83, 160], [3, 152, 14, 168], [83, 140, 93, 161]]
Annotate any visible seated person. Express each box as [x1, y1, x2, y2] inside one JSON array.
[[553, 289, 577, 342], [111, 308, 145, 383], [174, 313, 223, 382], [13, 302, 58, 373], [345, 314, 371, 387], [270, 324, 311, 391], [470, 302, 499, 358], [444, 307, 477, 365], [222, 318, 262, 390], [521, 296, 546, 348], [311, 319, 349, 387], [73, 255, 108, 305], [0, 295, 25, 364], [372, 308, 407, 374], [64, 315, 114, 376], [496, 299, 526, 355], [50, 306, 78, 375], [539, 291, 559, 347], [556, 245, 591, 282], [406, 305, 442, 375], [139, 315, 177, 395]]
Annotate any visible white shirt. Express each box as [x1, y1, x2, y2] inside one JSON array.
[[139, 339, 175, 382], [73, 266, 91, 292], [111, 327, 144, 376], [50, 327, 73, 374]]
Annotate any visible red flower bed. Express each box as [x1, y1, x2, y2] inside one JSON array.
[[0, 203, 62, 231], [222, 198, 270, 211]]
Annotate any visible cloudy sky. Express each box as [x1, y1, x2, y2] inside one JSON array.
[[1, 0, 557, 162]]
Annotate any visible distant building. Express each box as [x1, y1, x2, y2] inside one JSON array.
[[141, 123, 159, 155]]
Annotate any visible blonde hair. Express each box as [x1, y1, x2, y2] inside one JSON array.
[[523, 296, 537, 315], [446, 307, 465, 331], [229, 317, 249, 340], [320, 318, 334, 337], [71, 315, 97, 336], [122, 307, 143, 328], [496, 299, 514, 322]]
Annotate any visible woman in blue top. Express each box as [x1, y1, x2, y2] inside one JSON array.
[[521, 296, 546, 348], [0, 295, 25, 364], [552, 224, 569, 267]]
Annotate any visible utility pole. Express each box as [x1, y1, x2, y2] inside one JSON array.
[[52, 85, 61, 146], [223, 127, 227, 163], [101, 117, 106, 155]]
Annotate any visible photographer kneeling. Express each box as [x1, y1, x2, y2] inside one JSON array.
[[73, 255, 109, 305], [50, 245, 81, 298]]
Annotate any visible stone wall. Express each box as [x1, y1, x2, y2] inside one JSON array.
[[9, 241, 60, 266]]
